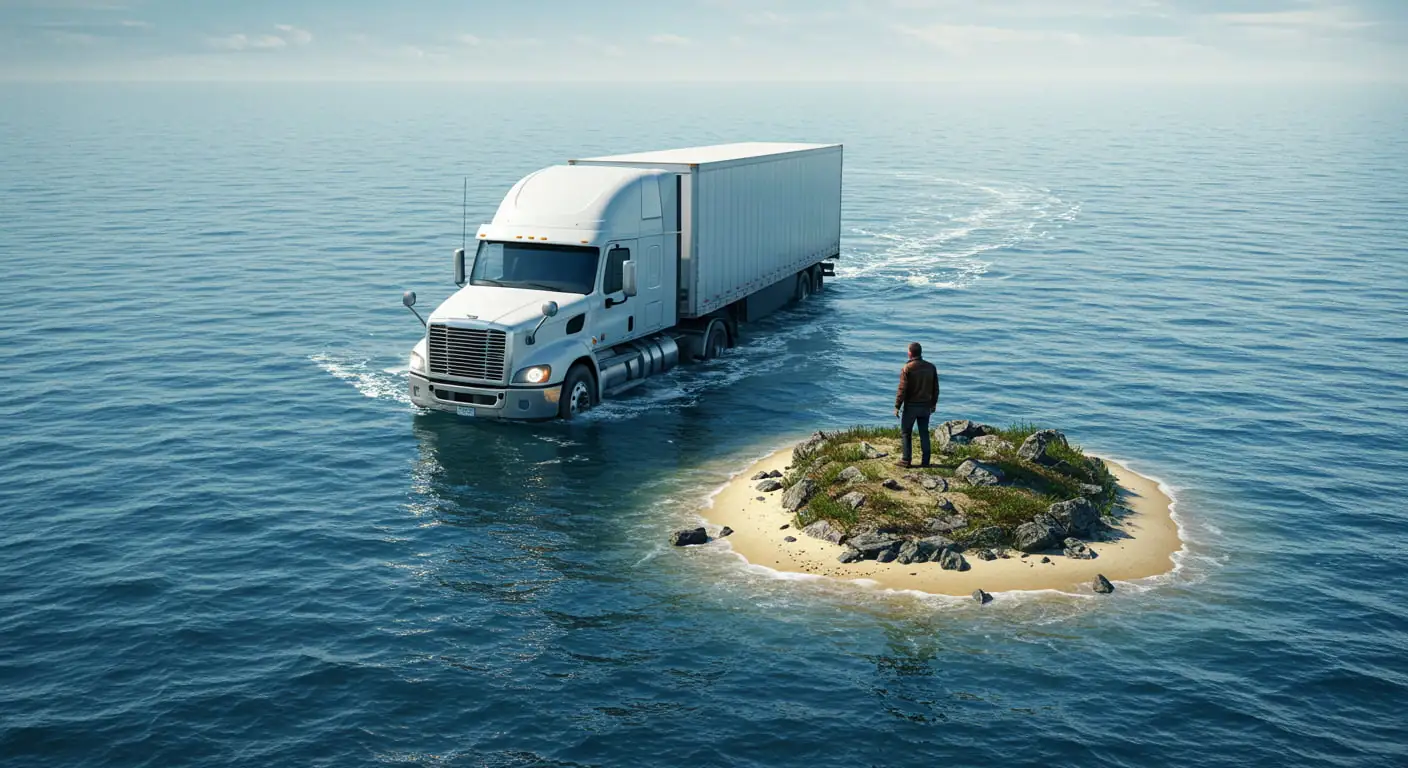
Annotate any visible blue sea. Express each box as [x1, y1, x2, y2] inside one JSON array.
[[2, 83, 1406, 767]]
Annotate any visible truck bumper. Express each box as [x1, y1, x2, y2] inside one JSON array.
[[408, 373, 561, 420]]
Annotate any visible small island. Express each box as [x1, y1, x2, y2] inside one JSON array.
[[689, 420, 1182, 598]]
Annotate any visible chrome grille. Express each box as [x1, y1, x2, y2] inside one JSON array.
[[427, 324, 507, 382]]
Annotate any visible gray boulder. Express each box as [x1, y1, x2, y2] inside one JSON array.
[[1017, 429, 1068, 465], [924, 514, 968, 534], [971, 435, 1015, 456], [719, 526, 734, 537], [1013, 520, 1061, 553], [972, 589, 993, 605], [783, 536, 797, 543], [1047, 497, 1101, 537], [838, 546, 863, 564], [670, 527, 707, 546], [1093, 574, 1115, 594], [793, 431, 828, 464], [975, 549, 997, 561], [801, 519, 845, 545], [756, 479, 784, 492], [876, 548, 898, 563], [839, 491, 867, 510], [836, 466, 864, 484], [921, 476, 947, 492], [860, 441, 888, 459], [936, 419, 997, 444], [937, 548, 969, 571], [846, 531, 902, 560], [750, 471, 769, 481], [1063, 537, 1095, 560], [916, 535, 956, 562], [767, 469, 783, 478], [896, 539, 921, 565], [956, 459, 1005, 487], [933, 497, 957, 513], [961, 526, 1007, 549], [1080, 483, 1105, 496], [782, 478, 818, 512]]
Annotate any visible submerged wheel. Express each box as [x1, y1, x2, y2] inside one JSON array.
[[558, 364, 596, 420], [700, 321, 729, 361], [796, 273, 813, 302]]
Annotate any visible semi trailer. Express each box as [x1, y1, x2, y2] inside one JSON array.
[[402, 142, 842, 420]]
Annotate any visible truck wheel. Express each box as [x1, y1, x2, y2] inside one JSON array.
[[796, 273, 813, 302], [701, 322, 729, 360], [559, 364, 596, 420]]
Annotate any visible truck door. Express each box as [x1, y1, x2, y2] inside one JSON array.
[[598, 239, 637, 347]]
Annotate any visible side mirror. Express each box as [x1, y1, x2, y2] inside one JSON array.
[[528, 301, 558, 345], [453, 247, 466, 286], [622, 260, 638, 297], [402, 291, 417, 308], [541, 301, 559, 317]]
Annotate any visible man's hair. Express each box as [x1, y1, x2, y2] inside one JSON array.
[[908, 342, 922, 358]]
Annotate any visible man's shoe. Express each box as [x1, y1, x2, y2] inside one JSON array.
[[918, 462, 931, 468], [894, 460, 912, 468]]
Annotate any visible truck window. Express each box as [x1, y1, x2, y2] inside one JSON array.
[[642, 176, 662, 220], [603, 247, 630, 294], [471, 241, 599, 295]]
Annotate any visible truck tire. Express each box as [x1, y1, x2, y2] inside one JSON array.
[[795, 273, 813, 302], [701, 321, 729, 360], [559, 364, 596, 420]]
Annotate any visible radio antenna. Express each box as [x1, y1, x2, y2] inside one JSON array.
[[461, 177, 468, 252]]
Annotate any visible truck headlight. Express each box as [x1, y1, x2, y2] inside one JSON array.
[[409, 351, 426, 373], [513, 365, 551, 384]]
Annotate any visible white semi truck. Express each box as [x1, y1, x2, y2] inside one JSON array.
[[402, 142, 842, 420]]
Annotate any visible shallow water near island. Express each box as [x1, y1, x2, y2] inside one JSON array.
[[2, 83, 1407, 766]]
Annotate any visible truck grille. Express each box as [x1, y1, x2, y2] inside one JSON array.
[[427, 324, 507, 382]]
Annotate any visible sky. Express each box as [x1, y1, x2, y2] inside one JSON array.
[[1, 0, 1404, 82]]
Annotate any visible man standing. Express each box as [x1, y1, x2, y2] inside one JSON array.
[[894, 342, 939, 468]]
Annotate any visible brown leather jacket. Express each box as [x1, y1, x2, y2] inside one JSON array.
[[896, 358, 939, 410]]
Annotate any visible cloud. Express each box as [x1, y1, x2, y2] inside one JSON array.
[[649, 33, 692, 46], [896, 23, 1081, 53], [208, 25, 312, 51], [457, 34, 482, 46], [119, 19, 151, 29], [274, 24, 313, 45], [1212, 8, 1375, 32]]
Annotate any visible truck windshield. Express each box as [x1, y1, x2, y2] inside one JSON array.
[[471, 241, 599, 295]]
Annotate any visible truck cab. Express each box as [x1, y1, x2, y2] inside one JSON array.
[[407, 164, 681, 420]]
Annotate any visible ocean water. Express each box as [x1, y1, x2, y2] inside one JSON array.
[[2, 83, 1406, 767]]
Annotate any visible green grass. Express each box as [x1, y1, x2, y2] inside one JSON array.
[[958, 485, 1060, 533], [992, 421, 1042, 447], [797, 493, 860, 531]]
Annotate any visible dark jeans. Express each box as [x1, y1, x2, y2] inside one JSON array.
[[901, 403, 932, 465]]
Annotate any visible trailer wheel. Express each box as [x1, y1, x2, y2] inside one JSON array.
[[795, 273, 814, 302], [701, 321, 729, 361], [559, 364, 596, 420]]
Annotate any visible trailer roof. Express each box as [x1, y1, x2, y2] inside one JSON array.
[[574, 142, 839, 167]]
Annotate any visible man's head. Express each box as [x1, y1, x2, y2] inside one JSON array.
[[908, 342, 922, 359]]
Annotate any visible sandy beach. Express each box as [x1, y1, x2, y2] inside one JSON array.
[[704, 448, 1182, 596]]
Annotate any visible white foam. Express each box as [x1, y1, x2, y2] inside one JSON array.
[[311, 352, 413, 405]]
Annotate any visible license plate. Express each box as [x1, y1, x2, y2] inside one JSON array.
[[456, 405, 476, 417]]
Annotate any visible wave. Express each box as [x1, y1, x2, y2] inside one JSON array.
[[310, 353, 414, 405]]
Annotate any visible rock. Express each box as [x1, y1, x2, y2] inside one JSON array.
[[756, 496, 766, 501], [801, 519, 845, 544], [956, 459, 1005, 487], [1080, 483, 1105, 496], [838, 546, 863, 564], [881, 478, 903, 491], [1017, 429, 1068, 465], [1013, 520, 1061, 553], [836, 466, 865, 484], [779, 524, 790, 530], [838, 491, 866, 510], [793, 431, 829, 464], [975, 549, 997, 561], [750, 471, 770, 481], [719, 526, 734, 537], [920, 476, 947, 492], [756, 479, 784, 492], [1047, 497, 1101, 537], [859, 441, 888, 459], [670, 527, 707, 546], [970, 435, 1015, 456], [1063, 537, 1095, 559], [938, 548, 969, 571], [783, 536, 797, 543], [961, 525, 1007, 549], [972, 589, 993, 605], [1093, 574, 1115, 594], [846, 531, 902, 560], [876, 548, 898, 563], [915, 535, 956, 562], [767, 469, 783, 478], [1040, 556, 1051, 563], [936, 419, 998, 446], [934, 497, 957, 513], [896, 540, 921, 565], [782, 478, 818, 512], [924, 514, 968, 534]]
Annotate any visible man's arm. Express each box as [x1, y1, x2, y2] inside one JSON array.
[[895, 364, 908, 411], [930, 368, 940, 411]]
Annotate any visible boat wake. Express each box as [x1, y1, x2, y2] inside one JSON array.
[[311, 353, 413, 405]]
